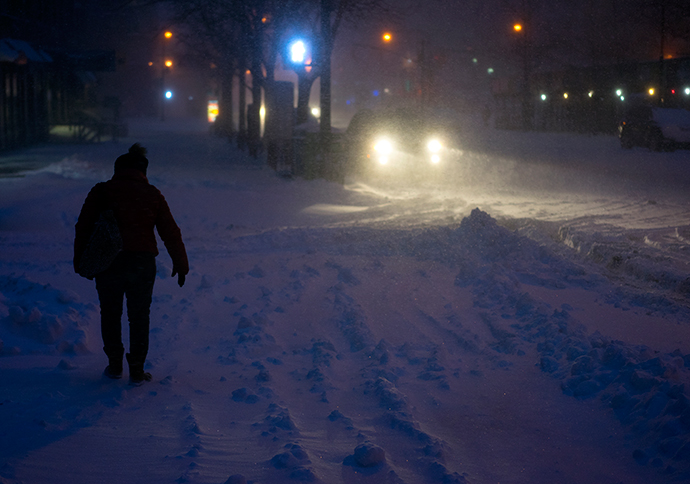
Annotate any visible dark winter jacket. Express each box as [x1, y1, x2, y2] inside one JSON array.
[[74, 167, 189, 275]]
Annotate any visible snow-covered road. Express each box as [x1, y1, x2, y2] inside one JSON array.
[[343, 126, 690, 321], [1, 118, 689, 484]]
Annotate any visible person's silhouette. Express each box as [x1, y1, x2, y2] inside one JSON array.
[[75, 143, 188, 385]]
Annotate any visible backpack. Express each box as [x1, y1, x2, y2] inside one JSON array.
[[77, 187, 122, 279]]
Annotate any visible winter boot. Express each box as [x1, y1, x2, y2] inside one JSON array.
[[126, 352, 152, 386], [103, 364, 123, 379], [103, 347, 124, 379]]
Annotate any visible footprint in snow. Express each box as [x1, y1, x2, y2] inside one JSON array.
[[248, 265, 265, 278], [326, 261, 360, 286], [232, 388, 259, 404]]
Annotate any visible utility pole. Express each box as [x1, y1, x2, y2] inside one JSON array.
[[519, 0, 533, 131], [658, 0, 666, 106], [419, 39, 428, 110]]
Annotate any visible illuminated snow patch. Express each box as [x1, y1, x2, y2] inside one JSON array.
[[302, 204, 370, 214]]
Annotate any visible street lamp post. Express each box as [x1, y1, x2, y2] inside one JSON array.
[[658, 1, 666, 107], [513, 22, 533, 130], [161, 31, 172, 121], [418, 39, 430, 109], [286, 38, 314, 126], [368, 29, 431, 108]]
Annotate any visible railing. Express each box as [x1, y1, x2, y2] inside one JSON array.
[[67, 110, 127, 143]]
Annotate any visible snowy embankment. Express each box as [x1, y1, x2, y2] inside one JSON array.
[[1, 118, 689, 484]]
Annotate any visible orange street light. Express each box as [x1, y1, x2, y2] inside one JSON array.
[[382, 32, 392, 43], [164, 31, 173, 39], [513, 24, 523, 32], [165, 60, 173, 68]]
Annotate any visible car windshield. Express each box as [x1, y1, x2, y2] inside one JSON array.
[[376, 110, 424, 135]]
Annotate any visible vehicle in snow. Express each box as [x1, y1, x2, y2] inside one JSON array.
[[618, 105, 690, 151], [345, 107, 457, 176]]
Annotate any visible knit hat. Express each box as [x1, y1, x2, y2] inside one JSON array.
[[114, 143, 149, 175]]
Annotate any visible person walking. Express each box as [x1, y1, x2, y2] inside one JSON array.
[[74, 143, 188, 385]]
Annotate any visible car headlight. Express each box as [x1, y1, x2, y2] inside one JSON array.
[[427, 139, 442, 153], [373, 138, 393, 165], [374, 138, 393, 155]]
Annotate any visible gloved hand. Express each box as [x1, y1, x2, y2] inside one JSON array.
[[171, 267, 186, 287]]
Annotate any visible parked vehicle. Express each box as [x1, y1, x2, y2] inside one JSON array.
[[618, 106, 690, 151]]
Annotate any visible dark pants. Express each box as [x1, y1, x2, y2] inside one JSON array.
[[95, 251, 156, 365]]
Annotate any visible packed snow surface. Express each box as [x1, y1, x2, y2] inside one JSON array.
[[1, 118, 690, 484]]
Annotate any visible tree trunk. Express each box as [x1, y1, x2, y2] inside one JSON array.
[[219, 66, 234, 139], [262, 42, 277, 147], [248, 65, 262, 158], [296, 72, 314, 125], [319, 0, 332, 143], [247, 28, 263, 158], [238, 58, 247, 151]]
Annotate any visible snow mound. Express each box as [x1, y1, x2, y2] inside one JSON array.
[[539, 327, 690, 475], [461, 215, 690, 478], [36, 157, 108, 180], [0, 274, 97, 355], [351, 441, 386, 467]]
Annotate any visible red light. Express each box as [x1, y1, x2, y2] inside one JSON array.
[[671, 89, 676, 94]]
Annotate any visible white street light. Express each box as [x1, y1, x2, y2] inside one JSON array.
[[289, 40, 306, 64]]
